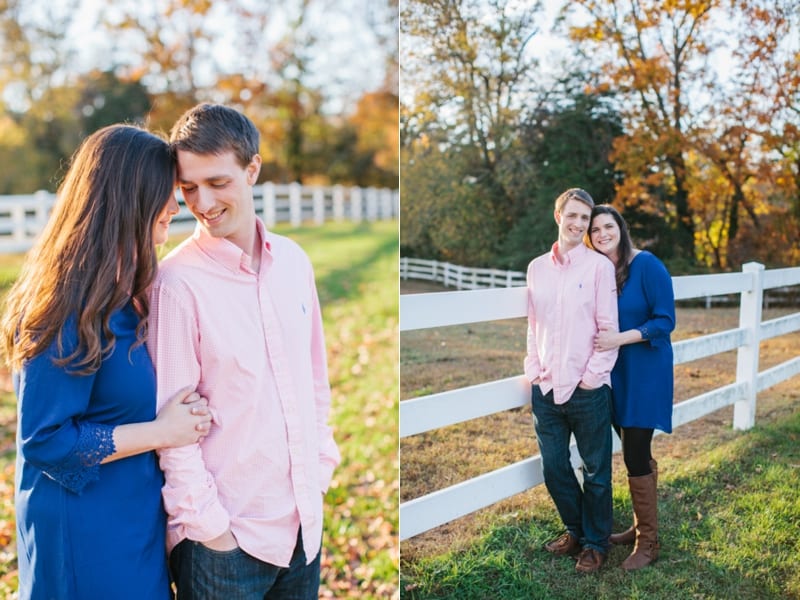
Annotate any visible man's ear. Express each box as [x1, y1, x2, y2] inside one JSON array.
[[554, 209, 561, 225], [246, 154, 262, 185]]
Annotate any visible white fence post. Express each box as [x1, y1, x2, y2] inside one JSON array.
[[332, 185, 345, 221], [11, 205, 26, 243], [733, 262, 764, 430], [380, 188, 393, 219], [262, 183, 276, 228], [289, 182, 302, 227], [350, 187, 363, 223], [34, 190, 51, 233], [312, 187, 325, 226], [366, 187, 379, 222]]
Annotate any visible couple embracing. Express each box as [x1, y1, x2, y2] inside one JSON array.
[[5, 104, 339, 599], [525, 188, 675, 573]]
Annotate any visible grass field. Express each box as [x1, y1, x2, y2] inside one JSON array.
[[400, 279, 800, 599], [0, 219, 399, 599]]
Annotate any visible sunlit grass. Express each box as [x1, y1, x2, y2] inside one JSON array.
[[289, 221, 399, 597], [401, 411, 800, 599]]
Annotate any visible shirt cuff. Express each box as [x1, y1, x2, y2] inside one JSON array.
[[581, 372, 604, 389], [319, 456, 338, 494], [181, 500, 232, 543]]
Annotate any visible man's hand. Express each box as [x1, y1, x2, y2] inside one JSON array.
[[202, 529, 238, 551]]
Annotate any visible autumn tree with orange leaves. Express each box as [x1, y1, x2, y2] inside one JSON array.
[[565, 0, 799, 269]]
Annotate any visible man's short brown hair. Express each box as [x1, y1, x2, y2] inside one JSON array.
[[554, 188, 595, 213], [169, 103, 259, 168]]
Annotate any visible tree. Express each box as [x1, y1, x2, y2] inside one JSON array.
[[401, 0, 547, 263], [344, 90, 399, 188], [565, 0, 722, 258], [0, 113, 44, 193], [0, 0, 79, 111], [500, 93, 624, 270], [401, 142, 505, 265], [77, 70, 152, 134], [566, 0, 800, 269], [6, 71, 156, 193]]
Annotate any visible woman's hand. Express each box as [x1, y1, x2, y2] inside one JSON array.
[[155, 386, 212, 448], [594, 328, 621, 352]]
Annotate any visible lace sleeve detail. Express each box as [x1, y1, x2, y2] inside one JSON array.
[[45, 423, 116, 494]]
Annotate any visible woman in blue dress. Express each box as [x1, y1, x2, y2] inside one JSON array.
[[1, 125, 213, 599], [587, 204, 675, 571]]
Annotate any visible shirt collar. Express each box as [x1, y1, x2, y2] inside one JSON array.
[[549, 241, 589, 266], [192, 219, 273, 274]]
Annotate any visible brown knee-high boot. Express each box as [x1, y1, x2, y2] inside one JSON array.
[[621, 470, 659, 571], [610, 459, 657, 545]]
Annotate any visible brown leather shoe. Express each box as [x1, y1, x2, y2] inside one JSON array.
[[543, 532, 580, 557], [575, 548, 606, 573]]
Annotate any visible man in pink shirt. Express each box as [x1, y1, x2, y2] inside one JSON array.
[[525, 188, 619, 573], [147, 103, 341, 599]]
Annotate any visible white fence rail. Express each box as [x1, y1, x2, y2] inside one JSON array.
[[400, 256, 799, 307], [400, 257, 526, 289], [399, 262, 800, 540], [0, 184, 398, 254]]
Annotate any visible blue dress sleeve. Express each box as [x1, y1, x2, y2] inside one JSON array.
[[16, 329, 117, 494], [635, 254, 676, 348]]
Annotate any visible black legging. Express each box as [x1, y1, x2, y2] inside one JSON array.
[[614, 426, 655, 477]]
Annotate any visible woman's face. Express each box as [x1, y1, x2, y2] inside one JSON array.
[[153, 192, 180, 245], [589, 213, 621, 258]]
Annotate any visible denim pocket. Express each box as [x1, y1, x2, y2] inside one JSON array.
[[194, 541, 245, 559]]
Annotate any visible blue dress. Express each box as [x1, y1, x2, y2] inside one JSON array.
[[611, 251, 676, 433], [14, 305, 171, 600]]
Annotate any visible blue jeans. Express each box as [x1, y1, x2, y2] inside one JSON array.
[[169, 529, 320, 600], [531, 384, 613, 553]]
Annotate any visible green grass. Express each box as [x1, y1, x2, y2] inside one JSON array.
[[0, 219, 399, 598], [289, 221, 399, 597], [400, 411, 800, 599]]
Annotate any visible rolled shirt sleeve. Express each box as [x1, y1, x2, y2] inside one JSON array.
[[147, 279, 231, 543]]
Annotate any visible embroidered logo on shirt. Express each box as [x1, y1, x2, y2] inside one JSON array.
[[301, 303, 306, 314]]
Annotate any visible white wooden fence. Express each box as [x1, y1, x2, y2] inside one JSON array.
[[400, 257, 526, 289], [400, 256, 799, 307], [0, 184, 398, 254], [399, 262, 800, 540]]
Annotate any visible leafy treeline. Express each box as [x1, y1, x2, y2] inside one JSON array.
[[0, 0, 398, 194], [400, 0, 799, 273]]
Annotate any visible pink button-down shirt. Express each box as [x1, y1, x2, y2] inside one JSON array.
[[147, 220, 340, 567], [524, 242, 619, 405]]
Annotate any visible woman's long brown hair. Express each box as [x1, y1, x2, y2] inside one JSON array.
[[587, 204, 634, 293], [1, 125, 176, 374]]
